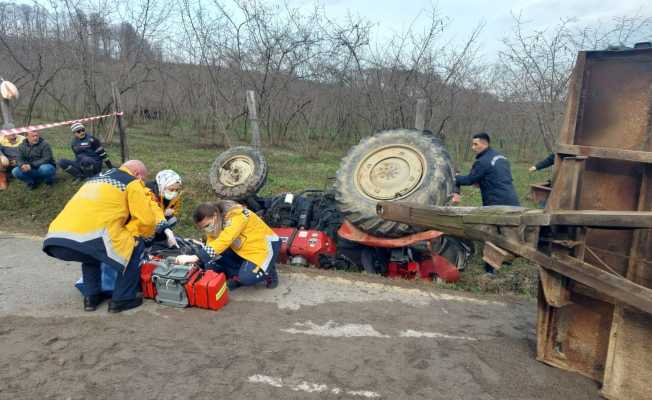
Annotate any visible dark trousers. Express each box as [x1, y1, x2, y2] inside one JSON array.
[[59, 156, 102, 179], [47, 241, 144, 301], [211, 241, 280, 286]]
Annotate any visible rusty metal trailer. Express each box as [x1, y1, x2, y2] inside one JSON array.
[[377, 47, 652, 400]]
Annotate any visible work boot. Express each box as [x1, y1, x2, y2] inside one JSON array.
[[83, 294, 103, 312], [0, 171, 7, 190], [108, 296, 143, 313], [265, 264, 279, 289]]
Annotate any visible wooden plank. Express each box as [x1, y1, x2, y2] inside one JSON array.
[[378, 202, 652, 314], [482, 242, 514, 270], [547, 210, 652, 228], [378, 202, 652, 229], [537, 291, 614, 382], [539, 268, 572, 307], [557, 143, 652, 164], [558, 52, 587, 145], [494, 233, 652, 315], [602, 167, 652, 399], [545, 157, 586, 212], [602, 307, 652, 400]]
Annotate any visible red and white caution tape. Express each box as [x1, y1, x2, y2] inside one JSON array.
[[1, 112, 123, 136]]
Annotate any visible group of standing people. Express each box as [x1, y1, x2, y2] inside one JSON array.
[[0, 123, 111, 190]]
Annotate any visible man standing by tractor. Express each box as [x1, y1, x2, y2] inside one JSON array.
[[452, 132, 520, 274]]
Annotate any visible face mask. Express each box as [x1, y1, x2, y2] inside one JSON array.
[[203, 216, 219, 234], [163, 191, 178, 201]]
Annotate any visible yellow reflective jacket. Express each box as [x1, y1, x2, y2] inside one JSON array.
[[0, 134, 25, 161], [144, 188, 167, 232], [43, 167, 157, 269], [205, 206, 278, 271]]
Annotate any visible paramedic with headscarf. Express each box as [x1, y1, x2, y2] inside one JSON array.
[[145, 169, 183, 248], [175, 200, 281, 290], [42, 160, 156, 313]]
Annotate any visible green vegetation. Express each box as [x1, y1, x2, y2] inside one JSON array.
[[0, 121, 552, 298]]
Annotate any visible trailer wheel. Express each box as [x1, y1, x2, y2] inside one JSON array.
[[209, 146, 268, 199], [335, 129, 454, 238]]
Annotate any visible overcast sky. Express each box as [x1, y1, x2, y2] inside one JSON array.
[[285, 0, 651, 58]]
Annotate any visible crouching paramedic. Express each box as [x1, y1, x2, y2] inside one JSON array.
[[42, 160, 156, 313], [145, 169, 184, 248], [175, 201, 280, 290]]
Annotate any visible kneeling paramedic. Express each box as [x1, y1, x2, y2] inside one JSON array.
[[145, 169, 184, 248], [175, 201, 280, 290], [42, 160, 157, 313]]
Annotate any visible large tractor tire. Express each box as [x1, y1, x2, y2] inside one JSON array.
[[335, 129, 455, 238], [209, 146, 268, 199]]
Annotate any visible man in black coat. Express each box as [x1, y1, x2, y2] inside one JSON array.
[[453, 132, 520, 207], [59, 123, 113, 180], [453, 132, 520, 274]]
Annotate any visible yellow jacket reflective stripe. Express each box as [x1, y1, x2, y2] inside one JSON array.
[[205, 207, 278, 270], [43, 167, 156, 269]]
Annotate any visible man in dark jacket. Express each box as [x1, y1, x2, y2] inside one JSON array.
[[453, 132, 520, 274], [12, 130, 56, 189], [453, 132, 520, 207], [59, 123, 112, 180]]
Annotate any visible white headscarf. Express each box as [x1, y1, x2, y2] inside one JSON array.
[[155, 169, 182, 195]]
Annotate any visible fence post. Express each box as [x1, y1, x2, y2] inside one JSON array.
[[246, 90, 261, 148], [0, 77, 15, 129], [414, 98, 427, 131], [112, 82, 128, 162]]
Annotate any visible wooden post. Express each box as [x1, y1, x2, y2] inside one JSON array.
[[0, 98, 13, 129], [112, 82, 128, 162], [246, 90, 261, 148], [0, 77, 15, 129], [414, 98, 427, 131]]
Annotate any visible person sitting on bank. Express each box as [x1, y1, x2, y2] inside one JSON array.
[[529, 153, 554, 172], [12, 130, 56, 189], [59, 123, 113, 181], [0, 131, 25, 190], [145, 170, 184, 248], [43, 160, 157, 313], [175, 200, 280, 290]]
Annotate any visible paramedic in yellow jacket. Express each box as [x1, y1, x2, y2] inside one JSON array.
[[175, 201, 280, 290], [42, 160, 156, 313]]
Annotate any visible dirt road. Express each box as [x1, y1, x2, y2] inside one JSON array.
[[0, 233, 599, 399]]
